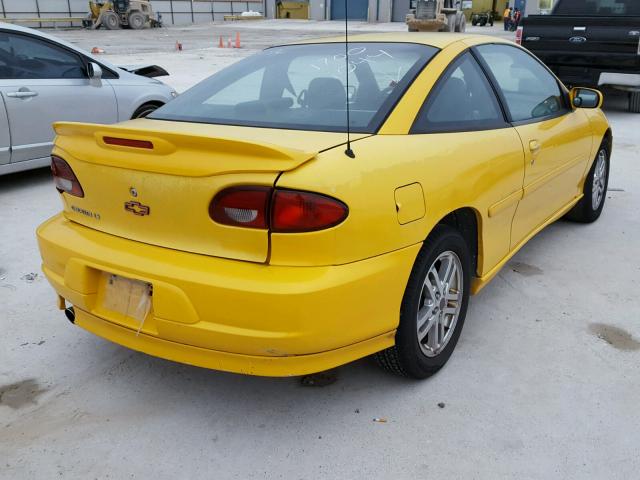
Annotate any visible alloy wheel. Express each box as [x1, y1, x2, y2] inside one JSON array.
[[591, 149, 607, 210], [416, 251, 464, 357]]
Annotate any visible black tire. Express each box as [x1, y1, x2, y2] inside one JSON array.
[[479, 17, 487, 26], [472, 18, 478, 26], [103, 11, 120, 30], [565, 142, 610, 223], [128, 11, 146, 30], [630, 91, 640, 113], [375, 225, 471, 379], [131, 103, 162, 119]]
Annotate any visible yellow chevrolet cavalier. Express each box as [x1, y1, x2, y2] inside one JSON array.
[[37, 33, 611, 378]]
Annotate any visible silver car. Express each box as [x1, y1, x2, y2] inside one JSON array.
[[0, 23, 177, 175]]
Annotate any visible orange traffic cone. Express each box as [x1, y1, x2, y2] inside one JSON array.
[[234, 32, 241, 48], [218, 36, 224, 48], [227, 37, 232, 48]]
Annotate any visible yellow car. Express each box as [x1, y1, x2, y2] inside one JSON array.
[[37, 33, 611, 379]]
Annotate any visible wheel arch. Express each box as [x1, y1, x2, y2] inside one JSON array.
[[131, 100, 164, 119], [433, 207, 482, 277], [603, 127, 613, 154]]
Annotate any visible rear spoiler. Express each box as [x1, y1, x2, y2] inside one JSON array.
[[52, 122, 317, 177], [118, 64, 169, 78]]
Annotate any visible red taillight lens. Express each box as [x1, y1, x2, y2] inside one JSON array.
[[51, 156, 84, 197], [209, 187, 349, 232], [515, 26, 523, 45], [272, 190, 348, 233], [209, 186, 271, 229]]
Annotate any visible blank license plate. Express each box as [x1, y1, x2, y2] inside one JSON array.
[[102, 273, 152, 323]]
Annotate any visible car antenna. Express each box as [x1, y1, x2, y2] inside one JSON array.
[[343, 0, 355, 158]]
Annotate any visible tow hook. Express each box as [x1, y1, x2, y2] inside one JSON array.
[[64, 306, 76, 324]]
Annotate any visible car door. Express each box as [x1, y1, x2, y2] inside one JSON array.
[[474, 44, 594, 249], [0, 30, 117, 164], [0, 93, 9, 166], [410, 51, 525, 273]]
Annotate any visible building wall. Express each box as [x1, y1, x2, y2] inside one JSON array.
[[0, 0, 265, 26]]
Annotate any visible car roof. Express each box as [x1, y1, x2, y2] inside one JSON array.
[[288, 32, 501, 49]]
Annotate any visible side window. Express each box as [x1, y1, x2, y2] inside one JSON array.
[[411, 52, 506, 134], [475, 44, 567, 123], [204, 67, 265, 105], [0, 32, 85, 80]]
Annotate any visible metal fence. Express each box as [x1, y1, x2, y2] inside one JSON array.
[[0, 0, 264, 26]]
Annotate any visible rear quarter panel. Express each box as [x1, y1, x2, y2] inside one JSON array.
[[271, 37, 526, 275]]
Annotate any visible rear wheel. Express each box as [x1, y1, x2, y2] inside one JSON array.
[[128, 11, 146, 30], [630, 91, 640, 113], [375, 225, 471, 379], [102, 11, 120, 30], [445, 13, 456, 32], [565, 144, 609, 223]]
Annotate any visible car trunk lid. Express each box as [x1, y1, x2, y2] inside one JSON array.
[[53, 119, 365, 263]]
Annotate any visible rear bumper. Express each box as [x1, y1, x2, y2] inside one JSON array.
[[37, 214, 419, 376]]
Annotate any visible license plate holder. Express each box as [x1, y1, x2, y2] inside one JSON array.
[[102, 272, 153, 325]]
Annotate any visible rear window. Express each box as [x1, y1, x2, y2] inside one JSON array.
[[150, 42, 438, 133], [553, 0, 640, 15]]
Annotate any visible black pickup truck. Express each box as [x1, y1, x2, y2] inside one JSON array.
[[519, 0, 640, 112]]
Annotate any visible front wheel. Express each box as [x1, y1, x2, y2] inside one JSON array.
[[375, 225, 471, 379], [131, 103, 162, 119], [565, 144, 610, 223], [102, 11, 120, 30]]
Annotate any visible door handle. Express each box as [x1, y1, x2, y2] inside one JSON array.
[[529, 139, 541, 165], [529, 140, 541, 152], [6, 90, 38, 99]]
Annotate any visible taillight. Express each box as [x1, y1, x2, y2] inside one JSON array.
[[51, 156, 84, 197], [209, 186, 271, 229], [209, 187, 348, 232], [271, 190, 348, 233], [515, 26, 523, 45]]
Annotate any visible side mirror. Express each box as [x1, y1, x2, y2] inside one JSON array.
[[570, 87, 603, 109], [87, 62, 103, 80]]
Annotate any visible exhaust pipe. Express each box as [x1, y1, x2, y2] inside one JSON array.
[[64, 306, 75, 324]]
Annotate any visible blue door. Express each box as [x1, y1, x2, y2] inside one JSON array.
[[514, 0, 527, 14], [331, 0, 369, 20]]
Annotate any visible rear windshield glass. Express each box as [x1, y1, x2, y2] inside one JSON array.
[[553, 0, 640, 15], [150, 42, 438, 133]]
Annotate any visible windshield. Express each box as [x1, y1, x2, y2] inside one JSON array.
[[150, 42, 438, 133], [553, 0, 640, 15]]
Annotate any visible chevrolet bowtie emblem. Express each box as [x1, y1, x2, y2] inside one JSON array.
[[124, 201, 150, 216]]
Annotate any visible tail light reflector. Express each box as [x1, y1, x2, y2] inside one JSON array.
[[209, 186, 271, 229], [51, 156, 84, 197], [209, 187, 348, 232], [515, 26, 523, 45], [271, 190, 348, 233]]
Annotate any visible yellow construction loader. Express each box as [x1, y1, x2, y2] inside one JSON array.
[[406, 0, 466, 32], [84, 0, 161, 30]]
